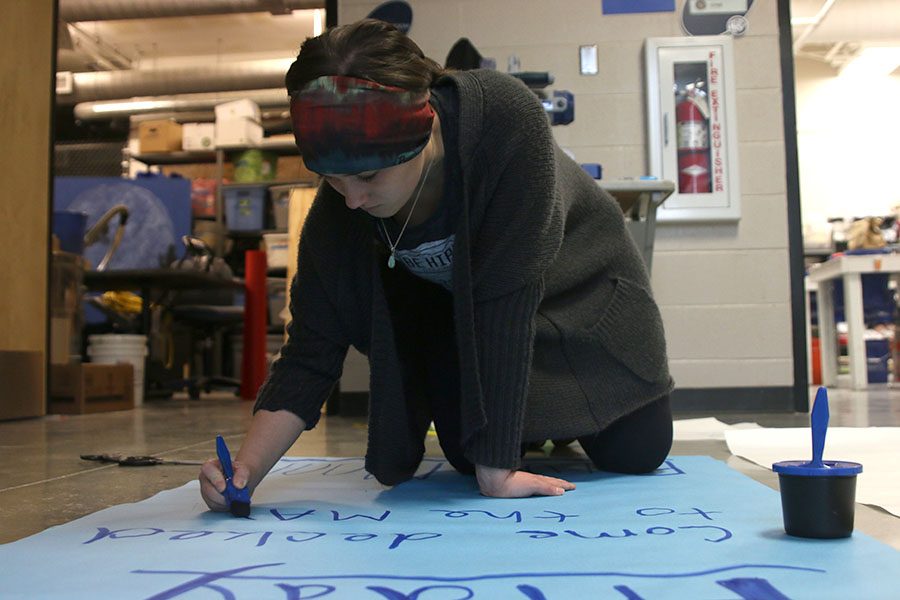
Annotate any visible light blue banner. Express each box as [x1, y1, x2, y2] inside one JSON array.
[[1, 456, 898, 598]]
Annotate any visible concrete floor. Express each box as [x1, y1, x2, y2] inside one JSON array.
[[1, 386, 898, 550]]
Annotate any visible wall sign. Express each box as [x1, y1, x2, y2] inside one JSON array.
[[602, 0, 675, 15], [682, 0, 754, 36]]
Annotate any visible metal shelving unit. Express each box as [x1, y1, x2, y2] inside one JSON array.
[[130, 137, 302, 257]]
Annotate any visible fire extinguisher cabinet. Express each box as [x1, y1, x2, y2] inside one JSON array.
[[645, 36, 741, 222]]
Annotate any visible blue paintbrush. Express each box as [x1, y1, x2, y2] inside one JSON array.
[[215, 435, 251, 517]]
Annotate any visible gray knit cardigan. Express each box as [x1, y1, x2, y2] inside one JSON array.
[[255, 69, 674, 485]]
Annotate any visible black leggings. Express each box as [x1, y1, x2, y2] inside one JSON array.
[[576, 394, 673, 474], [432, 392, 673, 477]]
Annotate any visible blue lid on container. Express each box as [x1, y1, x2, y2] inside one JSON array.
[[772, 460, 862, 477], [771, 387, 864, 477]]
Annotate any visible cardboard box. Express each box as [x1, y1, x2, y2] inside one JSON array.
[[216, 117, 263, 147], [215, 99, 261, 122], [49, 363, 134, 414], [0, 350, 45, 420], [182, 122, 216, 151], [276, 155, 319, 183], [139, 119, 183, 153]]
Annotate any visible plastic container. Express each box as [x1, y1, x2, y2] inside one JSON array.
[[268, 184, 293, 231], [263, 232, 290, 269], [866, 337, 890, 383], [223, 184, 266, 231], [233, 149, 277, 183], [49, 251, 85, 365], [190, 178, 217, 218], [580, 163, 602, 179], [772, 387, 863, 539], [773, 462, 862, 539], [267, 277, 287, 326], [86, 334, 148, 406]]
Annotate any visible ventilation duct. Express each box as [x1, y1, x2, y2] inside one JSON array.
[[59, 59, 292, 105], [59, 0, 322, 22]]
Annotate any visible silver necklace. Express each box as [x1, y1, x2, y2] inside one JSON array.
[[379, 155, 436, 269]]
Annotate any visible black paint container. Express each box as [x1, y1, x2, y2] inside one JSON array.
[[773, 460, 862, 539]]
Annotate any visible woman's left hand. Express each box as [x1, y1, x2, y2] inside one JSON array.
[[475, 464, 576, 498]]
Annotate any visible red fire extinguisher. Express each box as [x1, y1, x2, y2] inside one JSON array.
[[676, 85, 711, 194]]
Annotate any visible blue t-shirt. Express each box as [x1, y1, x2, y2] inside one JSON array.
[[377, 83, 461, 291]]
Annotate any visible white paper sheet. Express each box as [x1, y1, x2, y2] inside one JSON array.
[[725, 427, 900, 517], [673, 417, 760, 441]]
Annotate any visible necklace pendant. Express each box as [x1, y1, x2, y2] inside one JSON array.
[[387, 254, 396, 269]]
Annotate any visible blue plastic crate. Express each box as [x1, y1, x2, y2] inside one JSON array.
[[866, 337, 891, 383], [224, 184, 266, 231]]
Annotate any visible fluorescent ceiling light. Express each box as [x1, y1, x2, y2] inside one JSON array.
[[841, 47, 900, 78], [92, 100, 174, 113]]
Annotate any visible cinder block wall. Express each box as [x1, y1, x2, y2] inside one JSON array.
[[336, 0, 793, 403]]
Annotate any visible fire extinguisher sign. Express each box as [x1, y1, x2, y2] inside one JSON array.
[[708, 50, 725, 193]]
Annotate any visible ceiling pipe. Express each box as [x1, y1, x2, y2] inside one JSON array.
[[59, 59, 292, 105], [823, 41, 848, 65], [67, 23, 133, 70], [793, 0, 840, 54], [59, 0, 323, 22], [74, 88, 289, 120]]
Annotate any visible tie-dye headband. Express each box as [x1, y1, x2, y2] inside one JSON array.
[[290, 75, 435, 174]]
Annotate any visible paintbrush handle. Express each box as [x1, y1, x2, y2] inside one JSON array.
[[215, 435, 235, 480], [811, 386, 829, 467]]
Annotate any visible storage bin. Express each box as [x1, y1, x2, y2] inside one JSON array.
[[267, 277, 288, 326], [866, 337, 891, 383], [190, 178, 217, 218], [50, 251, 84, 365], [223, 184, 266, 231], [263, 232, 290, 269], [268, 184, 293, 230]]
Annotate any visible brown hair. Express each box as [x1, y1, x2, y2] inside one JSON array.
[[285, 19, 446, 97]]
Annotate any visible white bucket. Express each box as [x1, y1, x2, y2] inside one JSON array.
[[87, 334, 148, 406]]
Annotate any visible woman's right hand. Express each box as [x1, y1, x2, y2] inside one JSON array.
[[197, 409, 307, 511], [199, 458, 252, 512]]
